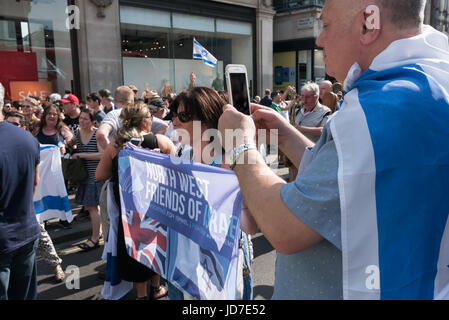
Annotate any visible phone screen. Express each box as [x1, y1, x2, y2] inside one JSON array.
[[130, 138, 141, 146], [230, 73, 250, 115]]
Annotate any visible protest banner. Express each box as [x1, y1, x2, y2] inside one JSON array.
[[118, 144, 243, 299]]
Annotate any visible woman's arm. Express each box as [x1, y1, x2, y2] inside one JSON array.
[[156, 134, 177, 156], [60, 125, 75, 146], [96, 141, 118, 181]]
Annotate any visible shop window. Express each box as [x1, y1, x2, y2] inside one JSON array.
[[0, 0, 74, 102], [273, 51, 296, 92], [314, 49, 325, 83], [298, 50, 312, 87], [120, 6, 253, 96]]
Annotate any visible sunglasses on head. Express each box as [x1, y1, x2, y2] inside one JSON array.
[[173, 111, 192, 123]]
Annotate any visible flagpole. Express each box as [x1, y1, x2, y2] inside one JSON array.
[[192, 37, 196, 87]]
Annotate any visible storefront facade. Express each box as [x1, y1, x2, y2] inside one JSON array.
[[0, 0, 77, 101], [272, 0, 326, 92], [272, 0, 440, 93], [0, 0, 274, 103], [76, 0, 275, 100], [119, 0, 255, 96]]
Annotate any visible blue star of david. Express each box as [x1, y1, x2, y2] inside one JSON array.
[[201, 258, 213, 290]]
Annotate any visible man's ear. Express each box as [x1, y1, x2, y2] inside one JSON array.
[[361, 5, 382, 45]]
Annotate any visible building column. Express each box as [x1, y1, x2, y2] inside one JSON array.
[[256, 1, 275, 96], [75, 0, 123, 97], [437, 0, 448, 32]]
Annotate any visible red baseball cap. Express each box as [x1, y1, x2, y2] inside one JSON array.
[[59, 94, 79, 105]]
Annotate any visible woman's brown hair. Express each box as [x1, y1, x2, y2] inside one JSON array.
[[38, 104, 65, 134], [79, 106, 95, 122], [170, 87, 226, 129], [114, 102, 151, 149]]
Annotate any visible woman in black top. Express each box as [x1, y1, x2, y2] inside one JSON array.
[[33, 104, 74, 282], [96, 102, 176, 300], [35, 105, 74, 154]]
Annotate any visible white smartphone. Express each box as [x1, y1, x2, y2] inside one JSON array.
[[225, 64, 251, 115]]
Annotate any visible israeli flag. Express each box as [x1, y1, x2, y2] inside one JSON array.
[[193, 38, 217, 68], [330, 25, 449, 299], [34, 145, 72, 223], [101, 182, 133, 300]]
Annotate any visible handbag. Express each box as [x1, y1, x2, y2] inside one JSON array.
[[61, 157, 88, 183]]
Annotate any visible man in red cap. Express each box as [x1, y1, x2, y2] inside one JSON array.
[[60, 94, 81, 134]]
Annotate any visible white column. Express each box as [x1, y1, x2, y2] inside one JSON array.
[[256, 2, 275, 96], [438, 0, 447, 32], [75, 0, 123, 97]]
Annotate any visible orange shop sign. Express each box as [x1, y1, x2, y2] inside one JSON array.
[[9, 81, 52, 101]]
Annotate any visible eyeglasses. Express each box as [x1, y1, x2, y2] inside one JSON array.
[[172, 111, 192, 123], [302, 95, 317, 100]]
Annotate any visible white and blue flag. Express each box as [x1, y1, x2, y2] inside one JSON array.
[[101, 182, 133, 300], [330, 26, 449, 299], [193, 38, 217, 68], [34, 145, 72, 223]]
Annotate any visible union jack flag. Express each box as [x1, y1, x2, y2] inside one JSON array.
[[122, 211, 167, 277]]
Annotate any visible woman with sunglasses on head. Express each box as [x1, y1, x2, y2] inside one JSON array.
[[168, 87, 258, 300], [96, 102, 176, 300]]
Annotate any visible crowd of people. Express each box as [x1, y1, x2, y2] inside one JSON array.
[[1, 0, 448, 301], [0, 71, 340, 300]]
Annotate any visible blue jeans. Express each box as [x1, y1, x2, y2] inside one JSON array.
[[0, 238, 39, 300]]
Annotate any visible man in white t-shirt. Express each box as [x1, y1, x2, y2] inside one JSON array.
[[96, 87, 134, 150], [95, 86, 134, 280]]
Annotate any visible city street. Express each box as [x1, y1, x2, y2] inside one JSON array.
[[36, 162, 288, 301], [36, 224, 276, 300]]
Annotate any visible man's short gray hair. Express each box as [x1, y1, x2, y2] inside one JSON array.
[[301, 81, 320, 96], [377, 0, 426, 29], [48, 93, 62, 103]]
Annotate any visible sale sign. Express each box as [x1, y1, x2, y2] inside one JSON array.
[[9, 81, 53, 101]]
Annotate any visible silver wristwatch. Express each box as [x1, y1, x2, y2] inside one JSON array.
[[227, 143, 257, 170]]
